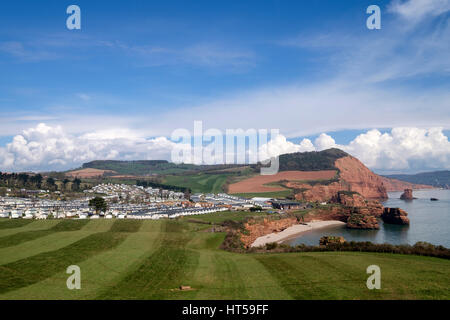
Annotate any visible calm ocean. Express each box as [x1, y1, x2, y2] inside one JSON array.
[[285, 189, 450, 247]]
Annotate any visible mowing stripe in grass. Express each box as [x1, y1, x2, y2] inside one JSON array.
[[0, 219, 34, 229], [0, 220, 114, 265], [228, 253, 293, 299], [0, 221, 165, 300], [109, 219, 143, 233], [96, 220, 200, 299], [0, 224, 140, 295], [185, 243, 292, 300], [255, 254, 336, 299], [186, 248, 249, 299], [0, 220, 61, 238], [0, 219, 91, 249]]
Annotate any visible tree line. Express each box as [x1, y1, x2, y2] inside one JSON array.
[[0, 172, 82, 192]]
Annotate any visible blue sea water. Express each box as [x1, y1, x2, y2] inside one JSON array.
[[285, 189, 450, 247]]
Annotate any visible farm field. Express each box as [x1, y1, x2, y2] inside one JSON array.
[[163, 173, 231, 193], [228, 170, 337, 194], [0, 218, 449, 300], [231, 190, 294, 199]]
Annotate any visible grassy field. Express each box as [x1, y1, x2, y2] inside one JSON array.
[[163, 173, 230, 193], [231, 190, 294, 199], [0, 218, 449, 299]]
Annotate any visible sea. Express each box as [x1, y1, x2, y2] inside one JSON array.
[[285, 189, 450, 248]]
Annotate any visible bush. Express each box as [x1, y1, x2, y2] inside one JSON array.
[[250, 240, 450, 259], [266, 242, 278, 250]]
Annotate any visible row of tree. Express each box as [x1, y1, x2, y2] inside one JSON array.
[[0, 172, 82, 192]]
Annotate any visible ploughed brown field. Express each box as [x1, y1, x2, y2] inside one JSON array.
[[228, 170, 337, 194], [65, 168, 117, 178]]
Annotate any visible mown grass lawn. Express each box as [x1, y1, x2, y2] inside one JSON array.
[[0, 218, 448, 300]]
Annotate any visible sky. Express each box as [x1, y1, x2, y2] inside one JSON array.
[[0, 0, 449, 174]]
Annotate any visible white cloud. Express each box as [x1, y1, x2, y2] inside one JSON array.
[[257, 127, 450, 173], [314, 133, 336, 151], [343, 127, 450, 172], [0, 124, 449, 173], [258, 135, 314, 160], [388, 0, 450, 22], [0, 123, 178, 172]]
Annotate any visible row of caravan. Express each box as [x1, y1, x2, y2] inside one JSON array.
[[0, 206, 228, 220]]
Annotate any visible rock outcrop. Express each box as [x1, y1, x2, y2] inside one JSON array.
[[346, 210, 380, 229], [240, 217, 298, 248], [400, 188, 414, 200], [381, 208, 410, 225], [333, 191, 384, 216], [291, 155, 388, 202], [334, 156, 388, 199]]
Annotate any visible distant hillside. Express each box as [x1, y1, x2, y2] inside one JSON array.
[[278, 148, 349, 171], [383, 171, 450, 188], [82, 160, 193, 176], [81, 160, 249, 176]]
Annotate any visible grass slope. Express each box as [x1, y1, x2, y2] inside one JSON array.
[[163, 173, 230, 193], [0, 220, 90, 248], [0, 218, 449, 300]]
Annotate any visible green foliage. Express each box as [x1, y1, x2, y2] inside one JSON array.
[[266, 242, 278, 250], [256, 240, 450, 259], [89, 196, 108, 214], [277, 148, 348, 171], [136, 180, 189, 193], [82, 160, 247, 176], [338, 190, 360, 196]]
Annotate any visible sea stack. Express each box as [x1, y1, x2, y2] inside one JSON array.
[[382, 207, 410, 225], [400, 188, 414, 200]]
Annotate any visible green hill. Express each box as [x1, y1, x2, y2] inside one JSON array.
[[80, 148, 350, 177], [384, 170, 450, 188], [81, 160, 250, 176], [278, 148, 349, 171]]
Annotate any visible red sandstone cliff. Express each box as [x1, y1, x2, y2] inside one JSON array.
[[240, 217, 299, 248], [335, 156, 388, 199], [291, 155, 388, 202]]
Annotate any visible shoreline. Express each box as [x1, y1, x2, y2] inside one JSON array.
[[250, 220, 346, 248]]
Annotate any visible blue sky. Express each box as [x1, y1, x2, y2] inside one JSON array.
[[0, 0, 449, 173]]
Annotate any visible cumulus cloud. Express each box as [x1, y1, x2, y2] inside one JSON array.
[[314, 133, 337, 151], [258, 135, 315, 160], [258, 127, 450, 173], [0, 123, 179, 172], [0, 124, 449, 174], [343, 127, 450, 173]]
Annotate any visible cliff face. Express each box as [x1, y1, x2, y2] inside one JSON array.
[[382, 208, 410, 225], [240, 217, 298, 248], [291, 155, 388, 202], [334, 156, 388, 199]]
